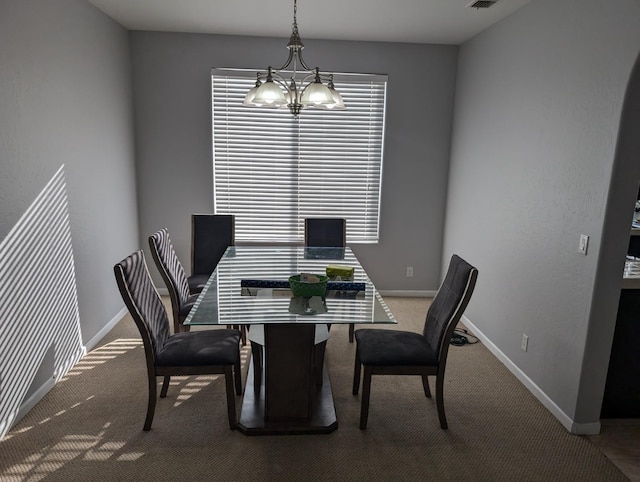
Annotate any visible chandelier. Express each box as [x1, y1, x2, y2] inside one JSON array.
[[242, 0, 345, 116]]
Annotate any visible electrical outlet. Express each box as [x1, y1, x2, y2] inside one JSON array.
[[521, 334, 529, 352], [578, 234, 589, 255], [406, 266, 414, 277]]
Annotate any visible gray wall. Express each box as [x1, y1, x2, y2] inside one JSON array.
[[446, 0, 640, 429], [130, 32, 458, 292], [0, 0, 138, 345]]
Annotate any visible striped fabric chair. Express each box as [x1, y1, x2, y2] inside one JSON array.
[[148, 228, 198, 334], [113, 250, 242, 431]]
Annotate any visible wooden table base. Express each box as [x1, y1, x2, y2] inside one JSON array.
[[237, 357, 338, 435]]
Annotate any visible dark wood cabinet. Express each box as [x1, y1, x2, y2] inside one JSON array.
[[601, 289, 640, 418]]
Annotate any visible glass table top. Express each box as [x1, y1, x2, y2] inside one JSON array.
[[184, 246, 397, 326]]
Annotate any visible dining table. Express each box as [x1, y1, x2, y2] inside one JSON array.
[[184, 245, 397, 435]]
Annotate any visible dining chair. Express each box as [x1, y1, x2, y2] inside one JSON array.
[[304, 217, 346, 248], [352, 254, 478, 429], [189, 215, 247, 344], [304, 217, 354, 341], [113, 250, 242, 431], [148, 228, 199, 334], [189, 214, 234, 294]]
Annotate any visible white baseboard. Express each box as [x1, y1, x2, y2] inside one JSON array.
[[569, 420, 602, 435], [6, 308, 130, 438], [13, 346, 86, 433], [378, 290, 435, 297], [14, 378, 56, 427], [461, 315, 601, 435], [84, 307, 128, 352]]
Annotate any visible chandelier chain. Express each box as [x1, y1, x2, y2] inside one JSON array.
[[293, 0, 297, 28]]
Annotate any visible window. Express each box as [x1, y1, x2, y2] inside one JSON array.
[[211, 69, 387, 243]]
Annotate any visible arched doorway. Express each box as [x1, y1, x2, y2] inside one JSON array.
[[574, 52, 640, 427]]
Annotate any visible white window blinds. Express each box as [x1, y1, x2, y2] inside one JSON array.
[[211, 69, 387, 243]]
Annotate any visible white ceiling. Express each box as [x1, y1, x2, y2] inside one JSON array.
[[87, 0, 532, 45]]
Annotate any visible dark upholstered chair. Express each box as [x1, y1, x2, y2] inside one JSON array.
[[188, 215, 246, 345], [353, 254, 478, 430], [114, 250, 242, 431], [148, 228, 198, 334], [188, 214, 235, 294], [304, 217, 346, 248]]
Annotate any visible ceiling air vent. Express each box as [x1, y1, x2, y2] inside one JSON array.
[[467, 0, 499, 8]]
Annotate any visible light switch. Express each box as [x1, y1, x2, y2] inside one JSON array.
[[578, 234, 589, 255]]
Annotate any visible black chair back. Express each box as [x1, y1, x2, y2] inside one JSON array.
[[191, 214, 235, 276], [304, 218, 346, 247], [423, 254, 478, 361]]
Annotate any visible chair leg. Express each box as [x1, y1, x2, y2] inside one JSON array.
[[143, 373, 158, 431], [160, 375, 171, 398], [251, 341, 263, 395], [360, 366, 372, 429], [234, 358, 242, 396], [435, 374, 448, 429], [421, 374, 432, 398], [352, 350, 362, 395], [348, 323, 355, 343], [224, 365, 237, 430]]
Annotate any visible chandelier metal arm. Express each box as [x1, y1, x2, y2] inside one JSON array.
[[277, 49, 312, 73], [268, 71, 292, 91], [296, 71, 319, 85], [271, 69, 321, 91], [277, 49, 296, 71], [288, 47, 311, 72]]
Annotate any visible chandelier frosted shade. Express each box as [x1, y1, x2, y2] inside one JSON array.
[[330, 90, 345, 109], [242, 0, 344, 116], [252, 81, 288, 106], [300, 82, 334, 106], [242, 79, 262, 107], [321, 79, 346, 110]]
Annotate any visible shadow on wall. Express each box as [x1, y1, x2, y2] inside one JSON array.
[[0, 165, 85, 439]]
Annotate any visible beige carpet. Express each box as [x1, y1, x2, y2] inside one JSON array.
[[0, 297, 627, 481]]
